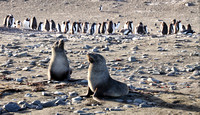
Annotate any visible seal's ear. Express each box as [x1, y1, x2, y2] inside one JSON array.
[[58, 39, 64, 49]]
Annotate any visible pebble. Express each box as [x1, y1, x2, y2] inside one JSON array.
[[147, 78, 161, 83], [42, 100, 57, 107], [170, 86, 177, 90], [123, 105, 133, 108], [134, 98, 144, 104], [73, 110, 85, 113], [42, 92, 51, 96], [55, 99, 66, 105], [69, 91, 78, 97], [128, 56, 137, 62], [16, 78, 23, 82], [95, 111, 106, 114], [32, 100, 41, 105], [54, 91, 65, 95], [24, 93, 32, 97], [35, 104, 43, 110], [72, 96, 83, 103], [3, 102, 21, 112], [139, 103, 153, 108]]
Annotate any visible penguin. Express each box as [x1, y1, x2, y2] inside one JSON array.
[[128, 21, 134, 32], [124, 21, 129, 30], [160, 21, 168, 35], [50, 20, 56, 32], [61, 21, 66, 33], [114, 21, 120, 32], [171, 19, 176, 33], [168, 23, 174, 34], [143, 25, 148, 34], [97, 23, 101, 34], [15, 20, 21, 29], [90, 23, 97, 35], [65, 20, 71, 33], [71, 22, 77, 34], [82, 22, 89, 33], [7, 14, 15, 28], [120, 29, 132, 35], [44, 19, 50, 31], [23, 18, 30, 29], [56, 23, 61, 33], [31, 17, 37, 30], [186, 24, 195, 34], [174, 20, 182, 34], [99, 5, 103, 12], [107, 20, 114, 34], [77, 22, 82, 33], [135, 22, 144, 34], [101, 22, 107, 34], [38, 22, 44, 31], [3, 15, 9, 27]]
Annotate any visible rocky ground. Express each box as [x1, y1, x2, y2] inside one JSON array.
[[0, 0, 200, 115]]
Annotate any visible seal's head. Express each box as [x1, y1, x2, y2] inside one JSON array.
[[52, 39, 64, 53], [87, 53, 106, 64]]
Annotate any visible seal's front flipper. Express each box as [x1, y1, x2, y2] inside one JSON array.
[[93, 88, 104, 102]]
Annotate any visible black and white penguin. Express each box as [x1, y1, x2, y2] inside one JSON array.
[[23, 18, 30, 29], [99, 5, 103, 11], [185, 24, 195, 34], [38, 22, 44, 31], [44, 19, 50, 31], [56, 23, 61, 33], [50, 20, 56, 32], [114, 21, 120, 33], [15, 20, 21, 29], [160, 21, 168, 35], [77, 22, 82, 33], [31, 17, 37, 30], [90, 23, 97, 35], [101, 22, 107, 34], [65, 20, 71, 33], [143, 25, 148, 34], [3, 15, 9, 27], [107, 20, 114, 34], [82, 22, 89, 33], [7, 14, 15, 28], [97, 23, 101, 34], [61, 21, 66, 33], [135, 22, 145, 34], [174, 20, 182, 34], [168, 23, 174, 34]]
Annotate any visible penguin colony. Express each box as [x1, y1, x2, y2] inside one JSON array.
[[3, 14, 195, 35]]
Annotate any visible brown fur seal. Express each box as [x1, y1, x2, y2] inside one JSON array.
[[48, 39, 72, 81], [82, 53, 129, 102]]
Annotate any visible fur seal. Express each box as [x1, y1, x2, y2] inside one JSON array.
[[23, 18, 30, 29], [48, 39, 72, 81], [160, 21, 168, 35], [82, 53, 129, 102], [44, 19, 50, 31], [31, 17, 37, 30], [90, 23, 97, 35]]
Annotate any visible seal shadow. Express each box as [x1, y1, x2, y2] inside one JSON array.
[[85, 89, 200, 112]]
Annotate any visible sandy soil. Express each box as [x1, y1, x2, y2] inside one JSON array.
[[0, 0, 200, 115]]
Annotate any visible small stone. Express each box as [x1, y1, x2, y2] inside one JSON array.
[[54, 91, 65, 95], [22, 67, 30, 71], [134, 99, 143, 104], [24, 93, 32, 97], [123, 105, 133, 108], [69, 91, 78, 97], [81, 80, 88, 83], [147, 78, 160, 83], [149, 83, 157, 86], [73, 110, 85, 113], [115, 99, 124, 102], [55, 99, 66, 105], [35, 104, 43, 110], [42, 100, 57, 107], [81, 108, 90, 111], [139, 103, 153, 108], [170, 86, 177, 90], [3, 102, 21, 112], [42, 92, 51, 96], [32, 100, 41, 105], [16, 78, 23, 82], [128, 56, 137, 62], [72, 96, 82, 103], [95, 111, 106, 114]]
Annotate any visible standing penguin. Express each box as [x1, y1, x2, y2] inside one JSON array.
[[15, 20, 21, 29], [56, 23, 61, 33], [50, 20, 56, 32], [90, 23, 97, 35], [97, 23, 101, 34], [160, 21, 168, 35], [3, 15, 9, 27], [186, 24, 195, 34], [114, 21, 120, 33], [107, 20, 114, 34], [23, 18, 30, 29], [38, 22, 44, 31], [31, 17, 37, 30], [174, 20, 182, 34], [82, 22, 89, 33], [7, 14, 15, 28], [44, 19, 50, 31], [101, 22, 107, 34], [168, 23, 174, 34], [135, 22, 144, 34], [65, 20, 71, 33]]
